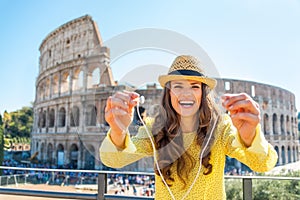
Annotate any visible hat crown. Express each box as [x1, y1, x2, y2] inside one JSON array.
[[168, 55, 205, 74]]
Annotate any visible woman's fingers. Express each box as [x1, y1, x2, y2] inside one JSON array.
[[105, 91, 140, 132], [221, 93, 259, 115]]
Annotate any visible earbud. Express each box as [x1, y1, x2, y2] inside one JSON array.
[[139, 96, 145, 104]]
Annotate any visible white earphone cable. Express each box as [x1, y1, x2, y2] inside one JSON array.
[[136, 99, 219, 200]]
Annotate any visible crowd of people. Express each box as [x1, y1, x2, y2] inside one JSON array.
[[1, 159, 155, 196]]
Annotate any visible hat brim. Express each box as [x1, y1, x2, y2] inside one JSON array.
[[158, 75, 217, 90]]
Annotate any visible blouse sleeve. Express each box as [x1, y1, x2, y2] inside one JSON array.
[[221, 114, 278, 172], [99, 119, 154, 168]]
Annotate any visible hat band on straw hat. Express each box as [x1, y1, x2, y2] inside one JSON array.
[[169, 70, 205, 77]]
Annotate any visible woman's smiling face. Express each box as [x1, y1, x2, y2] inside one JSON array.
[[169, 79, 202, 118]]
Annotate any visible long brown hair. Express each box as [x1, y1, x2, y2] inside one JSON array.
[[152, 82, 221, 186]]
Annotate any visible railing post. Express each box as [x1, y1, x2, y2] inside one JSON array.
[[97, 173, 107, 200], [243, 178, 252, 200]]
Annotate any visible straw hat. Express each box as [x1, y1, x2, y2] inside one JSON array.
[[158, 55, 217, 89]]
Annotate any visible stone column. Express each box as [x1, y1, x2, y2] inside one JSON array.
[[49, 74, 53, 98], [81, 100, 86, 133], [58, 71, 62, 96], [78, 142, 82, 169], [83, 65, 88, 92], [55, 104, 59, 132], [69, 68, 73, 95], [66, 103, 70, 133], [64, 141, 69, 166], [52, 140, 56, 166]]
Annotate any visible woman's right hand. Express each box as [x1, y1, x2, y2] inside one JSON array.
[[105, 91, 139, 148]]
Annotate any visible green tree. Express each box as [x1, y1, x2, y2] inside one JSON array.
[[4, 107, 33, 138]]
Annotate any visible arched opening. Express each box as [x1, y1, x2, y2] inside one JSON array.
[[58, 107, 66, 127], [61, 72, 70, 93], [286, 116, 290, 135], [87, 68, 100, 88], [288, 146, 292, 163], [273, 114, 278, 135], [42, 110, 46, 128], [293, 146, 296, 162], [280, 114, 285, 135], [49, 109, 55, 127], [281, 146, 286, 165], [69, 144, 79, 169], [40, 143, 45, 163], [274, 146, 279, 166], [72, 69, 84, 91], [52, 74, 59, 95], [57, 144, 64, 167], [291, 117, 294, 136], [70, 106, 80, 127], [263, 114, 269, 135], [85, 105, 97, 126], [84, 145, 95, 170], [38, 111, 43, 128], [47, 143, 53, 164]]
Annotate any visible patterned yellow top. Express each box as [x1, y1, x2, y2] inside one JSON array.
[[100, 115, 278, 200]]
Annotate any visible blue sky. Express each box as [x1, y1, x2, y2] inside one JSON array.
[[0, 0, 300, 114]]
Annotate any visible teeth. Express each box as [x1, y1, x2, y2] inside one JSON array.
[[179, 100, 194, 105]]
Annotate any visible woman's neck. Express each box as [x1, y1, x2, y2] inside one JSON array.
[[180, 115, 197, 133]]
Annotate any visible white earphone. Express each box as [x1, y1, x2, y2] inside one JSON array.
[[136, 94, 219, 200]]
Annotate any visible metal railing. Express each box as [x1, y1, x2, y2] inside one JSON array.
[[0, 166, 300, 200]]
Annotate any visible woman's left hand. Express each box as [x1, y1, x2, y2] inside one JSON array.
[[222, 93, 261, 147]]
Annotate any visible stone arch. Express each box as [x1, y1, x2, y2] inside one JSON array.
[[49, 109, 55, 127], [274, 146, 279, 166], [42, 110, 47, 128], [45, 78, 50, 98], [57, 144, 64, 167], [288, 146, 292, 163], [85, 105, 97, 126], [61, 71, 70, 93], [38, 110, 43, 128], [263, 114, 269, 135], [47, 143, 53, 164], [292, 146, 296, 162], [281, 146, 286, 165], [58, 107, 66, 127], [291, 117, 294, 136], [87, 67, 100, 88], [286, 115, 290, 135], [72, 68, 84, 90], [84, 145, 95, 169], [52, 74, 59, 95], [40, 143, 45, 162], [273, 113, 278, 135], [280, 114, 285, 135], [69, 144, 79, 169], [38, 81, 46, 100], [70, 106, 80, 127]]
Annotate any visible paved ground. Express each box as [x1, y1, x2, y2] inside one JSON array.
[[0, 184, 96, 200], [0, 184, 148, 199], [0, 194, 79, 200]]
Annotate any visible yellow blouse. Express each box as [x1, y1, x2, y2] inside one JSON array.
[[100, 115, 278, 200]]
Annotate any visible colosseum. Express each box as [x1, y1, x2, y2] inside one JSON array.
[[31, 15, 299, 171]]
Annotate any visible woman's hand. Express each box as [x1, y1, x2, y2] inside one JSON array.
[[222, 93, 260, 147], [105, 91, 139, 148]]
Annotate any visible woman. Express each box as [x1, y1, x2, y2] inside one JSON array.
[[100, 55, 278, 199]]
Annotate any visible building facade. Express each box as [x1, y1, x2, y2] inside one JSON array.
[[31, 15, 299, 170]]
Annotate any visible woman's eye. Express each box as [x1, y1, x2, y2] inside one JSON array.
[[192, 85, 200, 89], [174, 85, 183, 89]]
